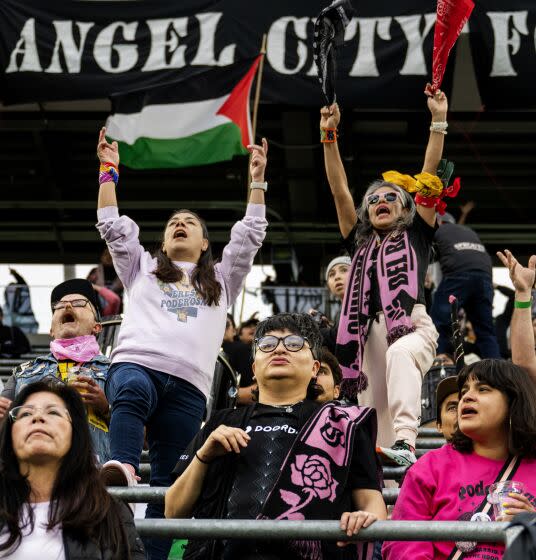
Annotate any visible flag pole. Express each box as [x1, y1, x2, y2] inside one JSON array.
[[251, 35, 267, 148], [240, 34, 267, 324]]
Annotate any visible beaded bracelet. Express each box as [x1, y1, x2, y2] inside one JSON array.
[[320, 128, 337, 143], [430, 121, 448, 134], [99, 161, 119, 186]]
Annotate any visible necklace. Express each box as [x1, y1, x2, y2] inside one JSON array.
[[267, 400, 304, 413]]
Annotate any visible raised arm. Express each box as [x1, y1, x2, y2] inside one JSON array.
[[417, 89, 448, 227], [97, 127, 119, 209], [218, 140, 268, 305], [321, 104, 357, 238], [497, 250, 536, 381], [247, 137, 268, 206], [95, 127, 145, 289], [457, 201, 475, 225]]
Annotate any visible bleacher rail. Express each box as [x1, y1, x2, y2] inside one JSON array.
[[131, 518, 520, 547]]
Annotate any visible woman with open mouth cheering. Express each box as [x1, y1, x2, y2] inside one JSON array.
[[383, 359, 536, 559], [320, 89, 449, 466], [94, 128, 268, 560]]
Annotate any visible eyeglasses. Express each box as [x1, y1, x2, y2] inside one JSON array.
[[52, 299, 91, 312], [9, 405, 72, 423], [255, 334, 310, 353], [366, 192, 401, 206]]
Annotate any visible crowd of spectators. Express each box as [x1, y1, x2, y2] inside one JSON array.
[[1, 93, 536, 560]]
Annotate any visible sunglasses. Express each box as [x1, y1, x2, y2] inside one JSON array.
[[255, 334, 310, 353], [366, 192, 401, 206]]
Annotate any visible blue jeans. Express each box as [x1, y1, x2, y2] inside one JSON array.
[[106, 363, 206, 560], [431, 272, 501, 358]]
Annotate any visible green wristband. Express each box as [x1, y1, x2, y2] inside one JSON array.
[[514, 299, 532, 309]]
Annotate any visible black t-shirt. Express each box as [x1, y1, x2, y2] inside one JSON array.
[[343, 213, 436, 314], [434, 223, 492, 276], [221, 340, 254, 387], [173, 402, 380, 559]]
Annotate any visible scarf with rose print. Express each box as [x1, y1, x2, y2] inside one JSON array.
[[260, 402, 379, 560]]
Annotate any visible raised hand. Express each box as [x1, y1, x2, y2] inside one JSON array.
[[97, 127, 119, 167], [320, 104, 340, 129], [425, 88, 448, 119], [247, 137, 268, 183], [196, 424, 251, 463], [459, 200, 475, 215], [497, 250, 536, 293]]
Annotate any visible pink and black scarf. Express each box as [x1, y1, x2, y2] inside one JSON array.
[[261, 402, 379, 560], [336, 231, 418, 400]]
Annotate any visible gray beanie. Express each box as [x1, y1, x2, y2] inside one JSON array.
[[325, 256, 352, 281]]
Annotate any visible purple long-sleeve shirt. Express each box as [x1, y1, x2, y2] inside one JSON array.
[[96, 204, 267, 397]]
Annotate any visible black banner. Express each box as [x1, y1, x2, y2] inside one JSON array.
[[0, 0, 450, 108], [469, 0, 535, 110], [0, 0, 532, 109]]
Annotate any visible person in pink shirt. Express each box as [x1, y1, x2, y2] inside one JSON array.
[[383, 359, 536, 560]]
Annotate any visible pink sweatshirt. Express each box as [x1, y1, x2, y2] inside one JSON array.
[[382, 445, 536, 560], [96, 204, 267, 398]]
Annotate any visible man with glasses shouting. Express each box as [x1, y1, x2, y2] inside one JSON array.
[[0, 279, 111, 464], [166, 312, 386, 560]]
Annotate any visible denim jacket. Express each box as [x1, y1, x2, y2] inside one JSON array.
[[11, 353, 111, 463]]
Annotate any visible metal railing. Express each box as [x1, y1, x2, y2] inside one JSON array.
[[134, 464, 409, 484], [109, 488, 523, 549], [132, 518, 519, 546], [109, 486, 400, 505]]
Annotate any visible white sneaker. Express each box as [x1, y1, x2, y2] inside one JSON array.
[[377, 440, 417, 467], [100, 460, 138, 487]]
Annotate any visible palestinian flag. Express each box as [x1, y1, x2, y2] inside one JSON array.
[[106, 57, 261, 169]]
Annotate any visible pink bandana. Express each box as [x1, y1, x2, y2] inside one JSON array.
[[50, 335, 101, 363]]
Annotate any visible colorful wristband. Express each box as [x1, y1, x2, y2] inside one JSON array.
[[320, 128, 337, 143], [514, 299, 532, 309], [99, 162, 119, 186]]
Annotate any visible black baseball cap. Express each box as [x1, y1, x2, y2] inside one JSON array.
[[51, 279, 100, 318], [436, 376, 459, 421]]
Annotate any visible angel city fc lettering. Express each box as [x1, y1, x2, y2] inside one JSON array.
[[158, 279, 205, 323]]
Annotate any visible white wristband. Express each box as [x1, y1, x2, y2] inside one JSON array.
[[250, 181, 268, 192], [430, 121, 448, 134]]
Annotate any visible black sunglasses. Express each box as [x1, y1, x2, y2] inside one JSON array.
[[366, 192, 400, 206]]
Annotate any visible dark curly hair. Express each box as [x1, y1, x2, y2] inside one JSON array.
[[251, 313, 323, 402], [451, 359, 536, 458], [254, 313, 323, 360]]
